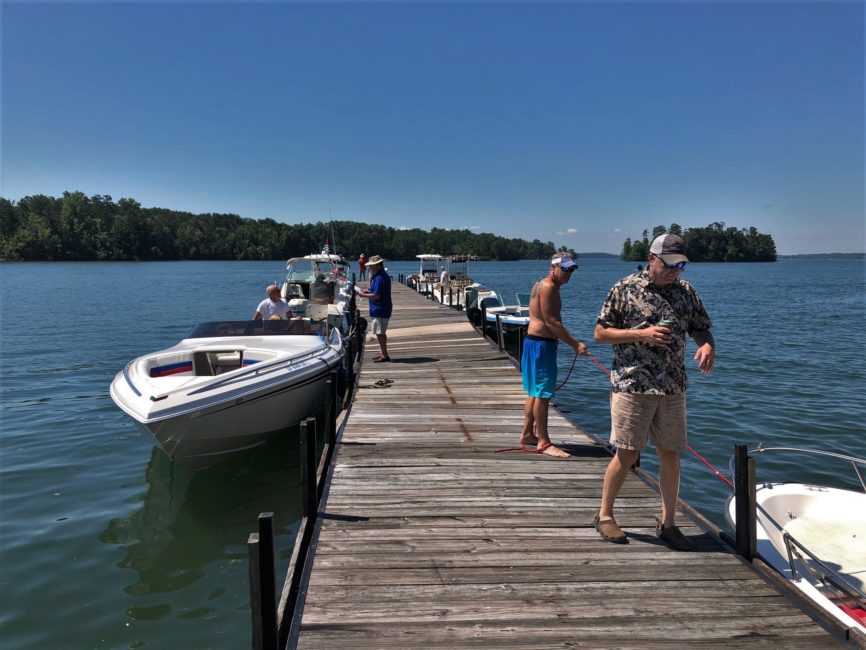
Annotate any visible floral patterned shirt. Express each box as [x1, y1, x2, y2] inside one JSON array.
[[597, 271, 712, 395]]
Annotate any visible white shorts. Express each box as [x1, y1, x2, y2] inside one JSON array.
[[371, 317, 389, 335]]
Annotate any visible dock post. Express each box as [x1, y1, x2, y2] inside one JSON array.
[[449, 286, 453, 308], [259, 513, 278, 649], [327, 371, 338, 448], [517, 326, 525, 365], [355, 316, 363, 361], [481, 302, 488, 339], [345, 339, 355, 399], [495, 314, 504, 351], [734, 444, 757, 561], [247, 518, 278, 650], [299, 418, 318, 519]]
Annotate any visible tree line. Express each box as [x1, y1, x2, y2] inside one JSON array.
[[0, 192, 558, 262], [621, 223, 777, 262]]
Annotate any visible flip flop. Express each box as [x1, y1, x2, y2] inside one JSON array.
[[373, 355, 391, 363], [535, 442, 570, 458]]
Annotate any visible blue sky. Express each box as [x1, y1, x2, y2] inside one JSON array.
[[2, 1, 863, 254]]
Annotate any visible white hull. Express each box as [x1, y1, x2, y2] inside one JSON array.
[[111, 324, 343, 465], [727, 482, 866, 633]]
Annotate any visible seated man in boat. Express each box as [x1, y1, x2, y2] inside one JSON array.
[[252, 285, 290, 320]]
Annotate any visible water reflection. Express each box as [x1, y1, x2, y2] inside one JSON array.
[[99, 427, 307, 616]]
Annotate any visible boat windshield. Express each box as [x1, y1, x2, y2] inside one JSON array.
[[187, 320, 329, 338], [287, 260, 349, 283], [516, 293, 531, 307]]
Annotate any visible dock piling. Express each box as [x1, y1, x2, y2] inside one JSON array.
[[734, 443, 757, 561]]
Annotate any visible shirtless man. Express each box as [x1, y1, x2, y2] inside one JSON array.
[[518, 253, 588, 457]]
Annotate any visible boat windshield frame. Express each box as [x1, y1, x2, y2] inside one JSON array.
[[187, 320, 329, 338], [445, 255, 471, 279]]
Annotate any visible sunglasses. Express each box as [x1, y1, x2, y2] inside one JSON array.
[[658, 258, 687, 270]]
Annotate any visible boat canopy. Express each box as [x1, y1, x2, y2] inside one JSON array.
[[415, 254, 443, 275], [187, 320, 329, 338]]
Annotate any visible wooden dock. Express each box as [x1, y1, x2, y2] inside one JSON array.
[[288, 283, 844, 648]]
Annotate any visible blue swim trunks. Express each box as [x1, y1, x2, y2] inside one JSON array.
[[521, 335, 559, 398]]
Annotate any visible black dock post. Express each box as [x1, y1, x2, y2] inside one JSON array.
[[734, 444, 757, 561], [248, 512, 278, 650], [300, 418, 318, 519]]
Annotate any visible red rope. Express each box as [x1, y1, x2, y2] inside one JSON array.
[[583, 351, 734, 489]]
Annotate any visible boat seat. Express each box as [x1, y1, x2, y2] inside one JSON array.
[[213, 352, 241, 366]]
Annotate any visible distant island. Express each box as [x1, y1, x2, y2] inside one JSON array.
[[621, 223, 777, 262], [0, 192, 557, 262], [778, 253, 864, 260]]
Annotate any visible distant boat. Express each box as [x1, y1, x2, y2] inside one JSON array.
[[110, 319, 344, 467], [430, 254, 499, 310], [410, 254, 444, 296]]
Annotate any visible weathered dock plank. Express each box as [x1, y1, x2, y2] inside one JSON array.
[[291, 283, 843, 648]]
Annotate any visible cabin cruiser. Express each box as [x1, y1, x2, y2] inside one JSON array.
[[281, 253, 354, 335], [725, 446, 866, 635], [110, 318, 344, 466]]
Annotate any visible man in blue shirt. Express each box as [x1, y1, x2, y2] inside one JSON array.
[[356, 255, 392, 362]]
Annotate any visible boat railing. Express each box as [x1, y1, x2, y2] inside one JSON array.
[[780, 530, 866, 604], [727, 445, 866, 494]]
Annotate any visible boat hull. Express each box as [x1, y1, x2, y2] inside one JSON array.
[[128, 367, 335, 465]]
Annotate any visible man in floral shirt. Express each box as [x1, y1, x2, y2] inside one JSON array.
[[592, 234, 715, 551]]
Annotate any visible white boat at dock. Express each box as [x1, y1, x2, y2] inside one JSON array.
[[410, 254, 444, 296], [725, 446, 866, 635], [110, 319, 344, 466], [477, 291, 531, 328]]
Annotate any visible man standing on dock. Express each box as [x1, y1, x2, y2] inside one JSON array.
[[356, 255, 392, 362], [518, 253, 588, 458], [592, 234, 715, 550]]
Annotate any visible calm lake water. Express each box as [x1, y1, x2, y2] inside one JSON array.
[[1, 258, 864, 648]]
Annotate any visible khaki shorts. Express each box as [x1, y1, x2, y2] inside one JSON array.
[[370, 317, 389, 335], [610, 392, 687, 452]]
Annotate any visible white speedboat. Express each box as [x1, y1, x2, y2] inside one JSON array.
[[281, 253, 354, 335], [726, 446, 866, 634], [480, 291, 531, 328], [110, 319, 344, 466]]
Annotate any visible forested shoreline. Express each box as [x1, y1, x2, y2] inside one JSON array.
[[0, 192, 557, 262], [621, 223, 777, 262]]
